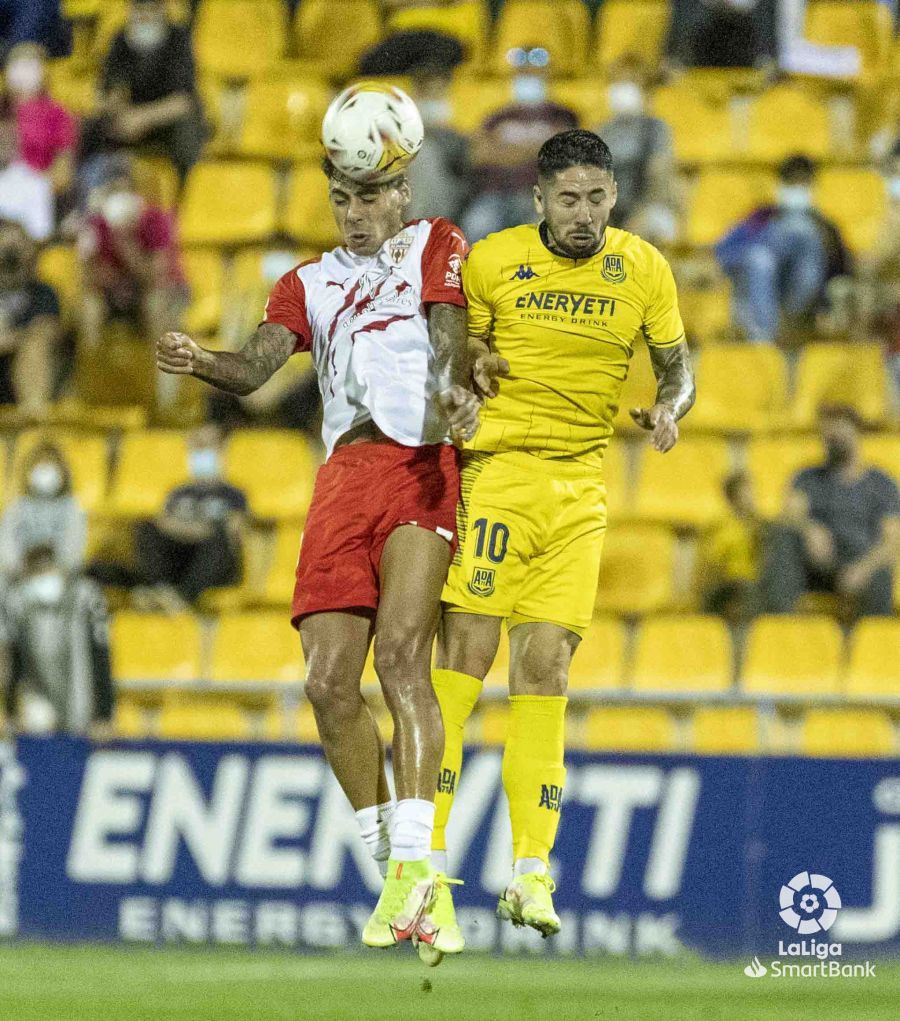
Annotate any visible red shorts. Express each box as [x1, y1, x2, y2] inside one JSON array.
[[291, 439, 460, 626]]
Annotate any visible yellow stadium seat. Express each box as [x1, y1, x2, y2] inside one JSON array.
[[132, 156, 180, 210], [814, 169, 887, 254], [595, 524, 676, 615], [491, 0, 583, 76], [181, 249, 225, 335], [741, 615, 843, 696], [11, 431, 109, 513], [613, 338, 658, 434], [260, 522, 302, 607], [746, 435, 822, 519], [595, 0, 669, 69], [861, 436, 900, 482], [568, 616, 627, 690], [684, 169, 776, 248], [846, 619, 900, 698], [114, 696, 148, 738], [224, 431, 319, 520], [45, 62, 96, 117], [108, 431, 189, 518], [111, 612, 202, 682], [294, 0, 382, 81], [446, 76, 514, 134], [239, 76, 332, 162], [692, 706, 760, 755], [552, 78, 610, 128], [651, 87, 733, 164], [386, 1, 489, 62], [801, 708, 895, 757], [633, 438, 730, 528], [210, 611, 303, 686], [480, 705, 508, 746], [283, 165, 343, 249], [689, 344, 788, 433], [37, 245, 79, 326], [805, 0, 894, 78], [180, 162, 277, 246], [194, 0, 287, 79], [159, 696, 251, 740], [631, 615, 732, 693], [583, 707, 678, 752], [745, 86, 831, 162], [790, 343, 889, 429]]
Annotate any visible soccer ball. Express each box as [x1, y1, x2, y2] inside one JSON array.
[[321, 82, 424, 183]]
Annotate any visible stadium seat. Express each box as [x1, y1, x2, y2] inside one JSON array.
[[224, 431, 319, 520], [111, 612, 202, 683], [631, 615, 732, 693], [861, 436, 900, 482], [490, 1, 583, 77], [651, 87, 733, 165], [745, 86, 831, 162], [550, 77, 610, 128], [746, 435, 822, 519], [11, 431, 109, 513], [193, 0, 287, 79], [684, 169, 776, 248], [37, 246, 79, 326], [180, 162, 277, 246], [845, 619, 900, 698], [159, 696, 252, 740], [294, 0, 382, 81], [113, 696, 147, 738], [595, 0, 669, 69], [45, 61, 96, 117], [238, 76, 332, 162], [181, 249, 225, 335], [688, 344, 788, 433], [260, 523, 302, 607], [446, 76, 515, 134], [741, 615, 843, 696], [583, 707, 678, 752], [801, 708, 895, 757], [813, 169, 887, 253], [595, 524, 676, 616], [632, 438, 730, 528], [692, 706, 760, 755], [283, 165, 343, 248], [196, 525, 271, 613], [567, 616, 627, 690], [132, 156, 180, 210], [385, 1, 489, 62], [613, 338, 658, 434], [108, 431, 189, 518], [790, 343, 889, 429], [298, 703, 319, 742], [210, 611, 304, 685], [805, 0, 894, 78]]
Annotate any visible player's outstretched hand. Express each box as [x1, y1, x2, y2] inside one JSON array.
[[438, 385, 481, 445], [157, 331, 205, 376], [630, 403, 678, 453], [473, 352, 510, 400]]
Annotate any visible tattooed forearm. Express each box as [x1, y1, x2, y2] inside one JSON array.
[[428, 302, 470, 390], [649, 341, 696, 421], [192, 323, 297, 396]]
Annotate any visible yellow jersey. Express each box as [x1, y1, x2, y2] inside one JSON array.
[[463, 223, 685, 472]]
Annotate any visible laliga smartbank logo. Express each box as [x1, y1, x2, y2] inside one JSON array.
[[742, 872, 876, 979]]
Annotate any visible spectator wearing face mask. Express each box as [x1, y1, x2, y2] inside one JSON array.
[[715, 154, 851, 344], [0, 442, 86, 579], [763, 404, 900, 619], [80, 0, 205, 184], [595, 54, 677, 247], [459, 50, 577, 242], [0, 219, 59, 415]]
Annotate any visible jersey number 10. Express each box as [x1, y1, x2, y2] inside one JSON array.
[[472, 518, 510, 563]]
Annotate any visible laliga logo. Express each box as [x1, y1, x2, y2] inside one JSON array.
[[779, 872, 842, 934]]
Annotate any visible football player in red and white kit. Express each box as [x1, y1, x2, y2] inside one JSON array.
[[157, 160, 479, 953]]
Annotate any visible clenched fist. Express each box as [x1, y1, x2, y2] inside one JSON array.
[[157, 331, 207, 376], [630, 403, 679, 453], [437, 385, 481, 445]]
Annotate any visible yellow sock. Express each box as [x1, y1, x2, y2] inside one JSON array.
[[431, 668, 483, 852], [502, 695, 567, 864]]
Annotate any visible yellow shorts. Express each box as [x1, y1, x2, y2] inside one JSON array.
[[442, 451, 607, 635]]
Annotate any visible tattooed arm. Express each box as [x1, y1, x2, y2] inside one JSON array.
[[427, 302, 481, 443], [629, 341, 696, 453], [156, 324, 297, 396]]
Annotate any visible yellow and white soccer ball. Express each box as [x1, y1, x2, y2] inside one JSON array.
[[321, 82, 424, 183]]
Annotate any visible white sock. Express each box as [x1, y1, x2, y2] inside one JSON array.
[[431, 849, 448, 874], [390, 798, 435, 862], [514, 857, 546, 877], [356, 801, 394, 877]]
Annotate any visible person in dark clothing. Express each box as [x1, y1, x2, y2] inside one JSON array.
[[763, 404, 900, 619], [665, 0, 777, 70], [0, 0, 70, 60]]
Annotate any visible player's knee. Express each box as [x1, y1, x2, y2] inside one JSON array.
[[304, 666, 362, 725], [437, 618, 498, 680], [372, 629, 431, 684]]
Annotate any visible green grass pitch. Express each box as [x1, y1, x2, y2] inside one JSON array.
[[0, 943, 897, 1021]]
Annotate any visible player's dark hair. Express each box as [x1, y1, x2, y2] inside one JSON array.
[[537, 130, 614, 181], [818, 401, 863, 430]]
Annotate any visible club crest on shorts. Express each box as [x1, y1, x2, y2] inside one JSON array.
[[601, 254, 626, 284], [468, 567, 496, 596]]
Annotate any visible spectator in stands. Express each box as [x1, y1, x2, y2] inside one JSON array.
[[0, 219, 59, 414], [131, 424, 248, 610], [460, 51, 577, 241], [700, 471, 765, 625], [0, 442, 86, 578], [715, 155, 851, 344], [81, 0, 205, 184], [0, 544, 113, 737], [595, 54, 678, 247], [861, 139, 899, 384], [0, 119, 53, 240], [0, 0, 69, 61], [763, 404, 900, 619], [666, 0, 777, 71]]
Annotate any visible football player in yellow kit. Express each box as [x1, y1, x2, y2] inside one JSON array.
[[419, 130, 696, 960]]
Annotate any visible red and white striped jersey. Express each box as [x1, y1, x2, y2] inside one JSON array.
[[262, 217, 468, 458]]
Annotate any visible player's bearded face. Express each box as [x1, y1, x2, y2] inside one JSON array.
[[534, 166, 617, 259], [328, 175, 411, 256]]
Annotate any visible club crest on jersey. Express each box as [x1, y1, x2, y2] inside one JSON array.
[[601, 254, 626, 284], [389, 231, 413, 264], [468, 567, 496, 596], [510, 264, 539, 281]]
